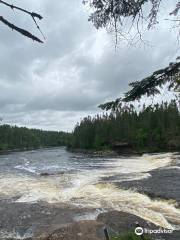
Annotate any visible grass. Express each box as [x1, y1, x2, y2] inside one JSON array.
[[110, 232, 152, 240]]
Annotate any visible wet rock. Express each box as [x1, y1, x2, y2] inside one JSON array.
[[116, 168, 180, 205], [40, 172, 50, 176], [0, 201, 101, 240], [43, 221, 104, 240], [0, 200, 179, 240], [97, 211, 156, 234], [42, 211, 180, 240], [40, 171, 65, 177]]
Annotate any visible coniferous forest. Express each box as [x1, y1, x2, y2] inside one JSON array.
[[0, 100, 179, 153], [0, 125, 71, 151], [71, 100, 180, 152]]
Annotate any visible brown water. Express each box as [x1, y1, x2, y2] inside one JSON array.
[[0, 148, 179, 238]]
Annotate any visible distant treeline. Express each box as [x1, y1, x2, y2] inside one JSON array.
[[1, 101, 180, 153], [70, 101, 180, 152], [0, 125, 71, 151]]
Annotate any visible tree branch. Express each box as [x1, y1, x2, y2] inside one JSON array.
[[0, 0, 44, 42], [99, 58, 180, 111], [0, 0, 43, 20], [0, 16, 43, 43]]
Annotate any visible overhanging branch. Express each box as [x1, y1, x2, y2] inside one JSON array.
[[99, 58, 180, 111], [0, 0, 43, 20], [0, 16, 43, 43], [0, 0, 44, 42]]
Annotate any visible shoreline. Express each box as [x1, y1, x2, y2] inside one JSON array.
[[0, 145, 179, 158], [0, 146, 66, 155], [0, 199, 179, 240], [67, 147, 180, 157]]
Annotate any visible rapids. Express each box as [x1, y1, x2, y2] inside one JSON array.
[[0, 148, 179, 232]]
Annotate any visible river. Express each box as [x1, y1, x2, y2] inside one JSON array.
[[0, 148, 179, 239]]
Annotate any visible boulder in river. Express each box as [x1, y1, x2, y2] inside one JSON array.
[[40, 171, 65, 177]]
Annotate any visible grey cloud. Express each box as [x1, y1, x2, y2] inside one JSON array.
[[24, 89, 106, 112], [0, 0, 179, 130]]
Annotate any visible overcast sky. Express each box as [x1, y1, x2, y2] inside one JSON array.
[[0, 0, 179, 131]]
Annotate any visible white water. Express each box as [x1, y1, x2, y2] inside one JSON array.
[[0, 152, 179, 230], [0, 230, 33, 240]]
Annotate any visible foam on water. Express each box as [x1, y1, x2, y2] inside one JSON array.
[[73, 209, 107, 221], [0, 229, 33, 240], [0, 152, 179, 230], [68, 183, 180, 230], [14, 165, 37, 174]]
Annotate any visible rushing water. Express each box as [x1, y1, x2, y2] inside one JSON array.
[[0, 147, 180, 236]]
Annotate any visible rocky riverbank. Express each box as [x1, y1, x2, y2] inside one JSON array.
[[0, 199, 179, 240], [101, 155, 180, 205], [41, 211, 180, 240], [67, 148, 119, 157]]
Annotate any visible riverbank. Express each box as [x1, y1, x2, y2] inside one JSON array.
[[0, 146, 67, 156], [0, 124, 70, 154], [67, 148, 120, 157], [0, 200, 179, 240], [68, 147, 179, 157], [42, 208, 180, 240], [0, 146, 135, 158], [0, 144, 178, 159]]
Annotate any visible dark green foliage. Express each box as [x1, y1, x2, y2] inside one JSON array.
[[88, 2, 180, 113], [123, 60, 180, 102], [111, 231, 152, 240], [84, 0, 179, 44], [71, 101, 180, 152], [99, 59, 180, 112], [83, 0, 160, 30], [0, 125, 71, 151]]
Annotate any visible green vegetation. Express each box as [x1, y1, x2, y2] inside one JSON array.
[[0, 125, 71, 151], [111, 232, 152, 240], [71, 100, 180, 152], [99, 58, 179, 113], [1, 101, 179, 153]]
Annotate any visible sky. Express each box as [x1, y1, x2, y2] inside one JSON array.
[[0, 0, 179, 131]]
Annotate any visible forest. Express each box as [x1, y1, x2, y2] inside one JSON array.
[[71, 100, 180, 152], [1, 100, 179, 153], [0, 125, 71, 151]]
